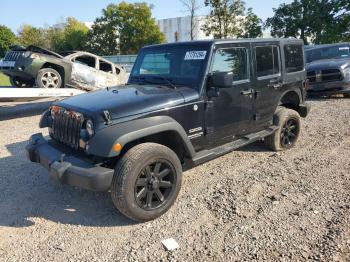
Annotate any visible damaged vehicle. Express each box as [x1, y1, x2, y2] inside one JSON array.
[[0, 45, 127, 90], [305, 43, 350, 97]]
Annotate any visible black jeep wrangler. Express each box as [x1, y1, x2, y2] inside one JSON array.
[[26, 39, 310, 221]]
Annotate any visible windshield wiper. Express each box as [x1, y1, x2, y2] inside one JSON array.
[[148, 76, 177, 89], [131, 75, 177, 89]]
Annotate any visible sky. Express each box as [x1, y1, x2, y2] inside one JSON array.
[[0, 0, 292, 33]]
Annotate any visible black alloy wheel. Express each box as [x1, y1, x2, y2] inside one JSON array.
[[111, 143, 182, 222], [280, 118, 298, 148], [134, 160, 175, 210], [264, 107, 301, 151]]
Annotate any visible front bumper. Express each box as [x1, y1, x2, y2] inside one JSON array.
[[26, 133, 114, 191], [308, 80, 350, 96], [0, 58, 39, 80]]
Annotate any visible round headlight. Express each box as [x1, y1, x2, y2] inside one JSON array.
[[23, 51, 31, 58], [86, 120, 94, 137]]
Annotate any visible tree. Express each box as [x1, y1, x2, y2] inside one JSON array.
[[266, 0, 350, 44], [238, 7, 263, 38], [202, 0, 245, 39], [17, 25, 48, 48], [86, 2, 165, 55], [50, 17, 89, 52], [180, 0, 202, 40], [0, 25, 16, 57]]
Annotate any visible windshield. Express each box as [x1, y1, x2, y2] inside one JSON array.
[[306, 44, 350, 63], [129, 43, 211, 90]]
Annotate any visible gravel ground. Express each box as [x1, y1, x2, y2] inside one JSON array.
[[0, 98, 349, 261]]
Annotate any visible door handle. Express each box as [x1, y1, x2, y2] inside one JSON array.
[[241, 89, 253, 96], [267, 81, 282, 89]]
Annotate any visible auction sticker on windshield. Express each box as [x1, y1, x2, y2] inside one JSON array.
[[184, 51, 207, 60]]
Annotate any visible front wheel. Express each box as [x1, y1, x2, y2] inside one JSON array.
[[111, 143, 182, 222], [36, 68, 62, 88], [264, 107, 301, 151]]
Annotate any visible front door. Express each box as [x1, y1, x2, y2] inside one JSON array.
[[71, 55, 99, 90], [205, 43, 254, 146]]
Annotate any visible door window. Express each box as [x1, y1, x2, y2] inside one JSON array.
[[284, 44, 304, 73], [255, 46, 280, 78], [74, 55, 96, 68], [212, 47, 249, 82], [99, 60, 113, 73]]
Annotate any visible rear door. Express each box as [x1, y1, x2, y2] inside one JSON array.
[[205, 42, 254, 146], [251, 43, 282, 130]]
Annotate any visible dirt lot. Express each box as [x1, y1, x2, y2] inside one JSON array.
[[0, 98, 349, 261]]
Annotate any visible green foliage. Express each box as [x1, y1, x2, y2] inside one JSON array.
[[238, 8, 263, 38], [202, 0, 245, 39], [86, 2, 165, 55], [0, 25, 16, 57], [17, 18, 89, 52], [17, 25, 48, 48], [51, 17, 89, 52], [266, 0, 350, 44]]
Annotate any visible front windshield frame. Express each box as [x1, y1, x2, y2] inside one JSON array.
[[306, 44, 350, 63], [129, 43, 212, 91]]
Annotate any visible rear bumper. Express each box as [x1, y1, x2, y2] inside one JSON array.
[[25, 133, 113, 191]]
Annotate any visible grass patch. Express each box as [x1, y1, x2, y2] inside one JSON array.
[[0, 73, 11, 86]]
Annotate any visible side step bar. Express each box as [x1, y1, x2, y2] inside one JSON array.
[[192, 126, 279, 166]]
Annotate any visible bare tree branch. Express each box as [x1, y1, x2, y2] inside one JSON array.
[[179, 0, 202, 40]]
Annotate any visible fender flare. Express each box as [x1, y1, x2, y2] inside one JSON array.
[[87, 116, 196, 158], [278, 88, 309, 117]]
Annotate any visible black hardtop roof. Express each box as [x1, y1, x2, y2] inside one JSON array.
[[305, 42, 350, 51], [143, 38, 303, 49]]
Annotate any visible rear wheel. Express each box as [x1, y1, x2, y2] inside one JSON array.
[[36, 68, 62, 88], [264, 107, 301, 151], [111, 143, 182, 222]]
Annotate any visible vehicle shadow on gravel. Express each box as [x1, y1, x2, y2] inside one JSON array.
[[0, 140, 136, 228], [237, 140, 271, 153]]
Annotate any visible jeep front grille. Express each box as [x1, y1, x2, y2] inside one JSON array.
[[50, 107, 84, 149], [4, 51, 23, 61]]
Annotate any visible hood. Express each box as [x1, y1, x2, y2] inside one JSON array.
[[55, 84, 199, 121], [26, 45, 63, 58], [306, 57, 350, 71]]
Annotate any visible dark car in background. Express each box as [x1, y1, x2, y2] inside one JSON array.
[[305, 43, 350, 97], [0, 45, 127, 90]]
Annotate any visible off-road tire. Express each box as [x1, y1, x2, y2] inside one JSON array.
[[343, 93, 350, 98], [36, 68, 62, 89], [111, 143, 182, 222], [264, 107, 301, 151]]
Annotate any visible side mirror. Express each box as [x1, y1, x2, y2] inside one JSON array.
[[207, 86, 220, 98], [211, 72, 234, 88]]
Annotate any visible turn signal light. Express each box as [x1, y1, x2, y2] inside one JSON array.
[[113, 143, 123, 152]]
